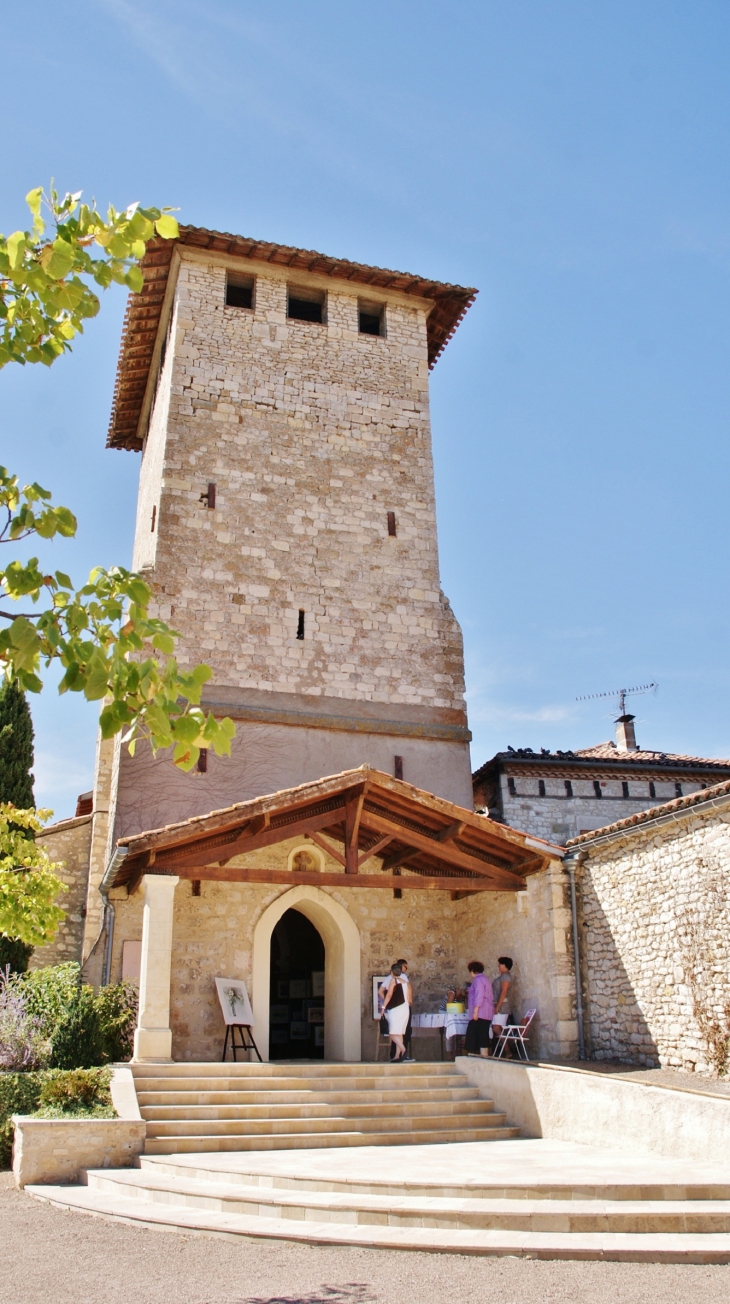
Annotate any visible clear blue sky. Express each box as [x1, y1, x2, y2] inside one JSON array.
[[3, 1, 730, 819]]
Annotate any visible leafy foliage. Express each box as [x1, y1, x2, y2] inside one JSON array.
[[0, 935, 33, 975], [0, 679, 34, 808], [37, 1065, 112, 1114], [21, 961, 80, 1037], [0, 1071, 43, 1166], [0, 806, 66, 945], [0, 185, 178, 369], [95, 979, 138, 1062], [49, 985, 105, 1070], [0, 968, 50, 1070]]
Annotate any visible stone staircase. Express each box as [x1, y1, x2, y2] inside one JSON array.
[[28, 1141, 730, 1261], [132, 1061, 517, 1153]]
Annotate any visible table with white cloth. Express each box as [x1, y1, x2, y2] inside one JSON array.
[[411, 1011, 470, 1059]]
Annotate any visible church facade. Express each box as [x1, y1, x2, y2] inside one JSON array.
[[35, 227, 576, 1063]]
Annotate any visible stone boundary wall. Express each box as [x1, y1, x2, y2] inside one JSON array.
[[31, 815, 92, 968], [12, 1117, 146, 1188], [575, 803, 730, 1075]]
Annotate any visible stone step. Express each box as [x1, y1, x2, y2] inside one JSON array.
[[133, 1074, 469, 1094], [143, 1125, 519, 1153], [142, 1155, 730, 1203], [143, 1109, 507, 1138], [140, 1098, 493, 1121], [82, 1168, 730, 1234], [135, 1086, 481, 1108], [131, 1061, 461, 1078], [26, 1183, 730, 1261]]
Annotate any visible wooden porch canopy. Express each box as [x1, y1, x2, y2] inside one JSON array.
[[107, 767, 563, 896]]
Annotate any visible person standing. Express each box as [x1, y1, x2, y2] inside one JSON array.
[[464, 961, 493, 1057], [491, 956, 514, 1053], [390, 958, 414, 1061], [380, 963, 412, 1061]]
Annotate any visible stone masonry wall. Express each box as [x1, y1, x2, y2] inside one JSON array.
[[454, 861, 577, 1060], [499, 773, 704, 844], [134, 252, 466, 713], [31, 816, 92, 968], [578, 806, 730, 1074]]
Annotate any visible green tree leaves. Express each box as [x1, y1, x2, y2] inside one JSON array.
[[0, 186, 179, 368], [0, 805, 67, 945]]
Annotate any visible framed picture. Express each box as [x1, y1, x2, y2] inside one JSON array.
[[214, 977, 254, 1026], [307, 1006, 324, 1024], [290, 1021, 308, 1040], [269, 1004, 289, 1025], [314, 1026, 325, 1048], [289, 979, 308, 999], [311, 970, 325, 997], [372, 975, 391, 1020]]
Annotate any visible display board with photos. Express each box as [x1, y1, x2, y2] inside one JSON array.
[[269, 970, 326, 1056]]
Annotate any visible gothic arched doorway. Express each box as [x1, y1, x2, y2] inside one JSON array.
[[269, 909, 325, 1060]]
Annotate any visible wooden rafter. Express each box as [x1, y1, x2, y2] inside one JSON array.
[[160, 866, 496, 891]]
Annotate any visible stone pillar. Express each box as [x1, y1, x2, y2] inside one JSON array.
[[133, 875, 179, 1062]]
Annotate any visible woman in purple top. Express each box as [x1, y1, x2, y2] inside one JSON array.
[[464, 960, 493, 1057]]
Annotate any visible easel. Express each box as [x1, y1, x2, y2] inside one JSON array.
[[221, 1023, 262, 1062]]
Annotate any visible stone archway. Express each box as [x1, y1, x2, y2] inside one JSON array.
[[251, 885, 361, 1062]]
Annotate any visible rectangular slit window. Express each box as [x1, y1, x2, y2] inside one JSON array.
[[593, 781, 602, 798], [297, 610, 305, 640], [538, 780, 546, 797], [192, 880, 201, 897], [622, 781, 630, 798], [565, 780, 573, 798], [225, 274, 254, 309], [675, 782, 683, 798], [150, 505, 156, 532], [507, 777, 516, 796], [394, 756, 403, 780], [287, 286, 325, 323], [358, 299, 384, 336], [387, 511, 396, 537], [649, 782, 656, 798]]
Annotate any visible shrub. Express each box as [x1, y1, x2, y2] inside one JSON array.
[[22, 962, 80, 1039], [95, 980, 138, 1062], [37, 1066, 113, 1116], [0, 969, 50, 1070], [50, 986, 105, 1070], [0, 1071, 44, 1166], [0, 936, 33, 975]]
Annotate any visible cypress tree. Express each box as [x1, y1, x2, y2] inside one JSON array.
[[0, 679, 35, 809], [0, 680, 36, 972]]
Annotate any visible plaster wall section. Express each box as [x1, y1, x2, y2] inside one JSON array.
[[132, 300, 177, 573], [30, 816, 92, 967], [454, 861, 577, 1060], [140, 254, 467, 713], [499, 774, 704, 843], [578, 808, 730, 1074]]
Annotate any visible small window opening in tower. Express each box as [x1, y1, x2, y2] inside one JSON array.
[[358, 299, 385, 336], [593, 780, 602, 798], [565, 780, 573, 798], [150, 505, 156, 532], [297, 610, 305, 639], [197, 748, 208, 774], [225, 274, 254, 309], [191, 880, 201, 897], [199, 482, 216, 509], [649, 781, 656, 799], [387, 511, 396, 537], [287, 285, 325, 323], [622, 781, 630, 798], [507, 777, 517, 796], [675, 782, 683, 798], [394, 756, 403, 780], [538, 780, 546, 797]]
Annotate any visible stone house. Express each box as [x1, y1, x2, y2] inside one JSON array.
[[564, 780, 730, 1076], [34, 225, 576, 1063], [473, 714, 730, 844]]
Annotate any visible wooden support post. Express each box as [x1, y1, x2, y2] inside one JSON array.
[[344, 787, 365, 874]]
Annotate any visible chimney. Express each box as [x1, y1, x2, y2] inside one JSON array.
[[615, 714, 638, 752]]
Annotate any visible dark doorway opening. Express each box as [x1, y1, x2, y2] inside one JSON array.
[[269, 909, 325, 1060]]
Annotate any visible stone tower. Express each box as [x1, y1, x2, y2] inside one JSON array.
[[96, 228, 477, 858]]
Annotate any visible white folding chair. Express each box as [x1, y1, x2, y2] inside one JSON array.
[[493, 1008, 536, 1061]]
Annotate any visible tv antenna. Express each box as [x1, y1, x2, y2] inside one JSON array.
[[577, 682, 657, 716]]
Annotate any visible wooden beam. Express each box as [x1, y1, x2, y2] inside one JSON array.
[[381, 846, 417, 873], [143, 803, 346, 873], [344, 787, 365, 873], [308, 831, 347, 868], [145, 865, 498, 891], [360, 810, 528, 889], [438, 821, 466, 843], [358, 834, 393, 868]]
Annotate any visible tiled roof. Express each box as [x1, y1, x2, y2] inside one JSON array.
[[473, 743, 730, 784], [107, 226, 477, 452], [566, 777, 730, 848]]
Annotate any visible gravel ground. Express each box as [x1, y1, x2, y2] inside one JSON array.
[[2, 1174, 729, 1304]]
